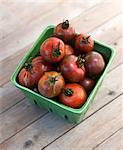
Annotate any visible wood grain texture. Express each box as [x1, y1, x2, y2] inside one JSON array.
[[93, 128, 123, 150], [0, 0, 103, 61], [44, 95, 123, 150], [0, 0, 62, 40], [0, 64, 122, 149], [0, 14, 122, 115], [0, 98, 47, 143], [0, 81, 25, 114], [72, 1, 122, 33]]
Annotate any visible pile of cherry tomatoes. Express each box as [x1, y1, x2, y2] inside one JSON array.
[[18, 20, 105, 109]]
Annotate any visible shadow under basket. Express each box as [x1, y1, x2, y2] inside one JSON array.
[[11, 25, 116, 124]]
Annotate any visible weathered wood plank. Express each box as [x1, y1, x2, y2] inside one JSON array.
[[0, 15, 122, 114], [0, 98, 47, 143], [72, 1, 122, 33], [0, 64, 122, 148], [109, 37, 123, 70], [0, 82, 24, 114], [44, 95, 123, 150], [0, 0, 103, 61], [0, 0, 62, 40], [93, 128, 123, 150]]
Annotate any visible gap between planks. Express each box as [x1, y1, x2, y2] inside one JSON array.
[[0, 1, 121, 62], [92, 128, 123, 150], [42, 95, 123, 150], [1, 94, 122, 150]]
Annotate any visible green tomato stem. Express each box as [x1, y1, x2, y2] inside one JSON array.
[[64, 88, 73, 96]]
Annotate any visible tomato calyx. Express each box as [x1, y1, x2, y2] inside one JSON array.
[[81, 35, 90, 44], [62, 20, 69, 29], [24, 62, 33, 72], [52, 42, 61, 57], [64, 88, 73, 96], [48, 76, 58, 85], [77, 55, 85, 68]]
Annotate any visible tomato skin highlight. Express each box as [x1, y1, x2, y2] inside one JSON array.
[[18, 56, 53, 88], [40, 37, 65, 63], [59, 83, 87, 108], [85, 51, 105, 77], [38, 71, 65, 98], [75, 34, 94, 54], [64, 44, 74, 56], [80, 77, 95, 92], [60, 55, 85, 82], [18, 68, 35, 88], [54, 20, 75, 43]]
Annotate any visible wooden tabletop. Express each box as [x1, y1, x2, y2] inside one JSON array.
[[0, 0, 123, 150]]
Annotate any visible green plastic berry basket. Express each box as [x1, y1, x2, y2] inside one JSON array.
[[11, 25, 116, 124]]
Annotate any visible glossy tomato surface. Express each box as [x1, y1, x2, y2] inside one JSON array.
[[54, 20, 75, 43], [59, 83, 87, 108], [40, 37, 65, 63], [18, 56, 53, 88], [60, 55, 85, 82], [38, 71, 65, 98], [64, 44, 74, 56], [85, 51, 105, 77], [80, 77, 95, 92], [75, 34, 94, 54]]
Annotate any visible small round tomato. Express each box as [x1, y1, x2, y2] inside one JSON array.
[[40, 37, 65, 63], [18, 56, 53, 88], [80, 77, 95, 92], [64, 44, 74, 56], [59, 83, 87, 108], [54, 20, 75, 43], [60, 55, 85, 82], [38, 71, 65, 98], [75, 34, 94, 54], [85, 51, 105, 77], [18, 68, 35, 88]]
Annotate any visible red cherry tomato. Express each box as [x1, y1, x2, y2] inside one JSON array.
[[80, 77, 95, 92], [40, 37, 65, 63], [85, 51, 105, 77], [38, 71, 65, 98], [59, 83, 87, 108], [54, 20, 75, 43], [18, 68, 35, 88], [60, 55, 85, 82], [18, 56, 53, 88], [75, 34, 94, 54]]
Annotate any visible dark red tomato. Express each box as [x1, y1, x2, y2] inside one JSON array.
[[64, 44, 74, 56], [18, 56, 53, 88], [18, 68, 35, 88], [59, 83, 87, 108], [60, 55, 85, 82], [80, 77, 95, 92], [75, 34, 94, 54], [38, 71, 65, 98], [40, 37, 65, 63], [85, 51, 105, 77], [54, 20, 75, 43]]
